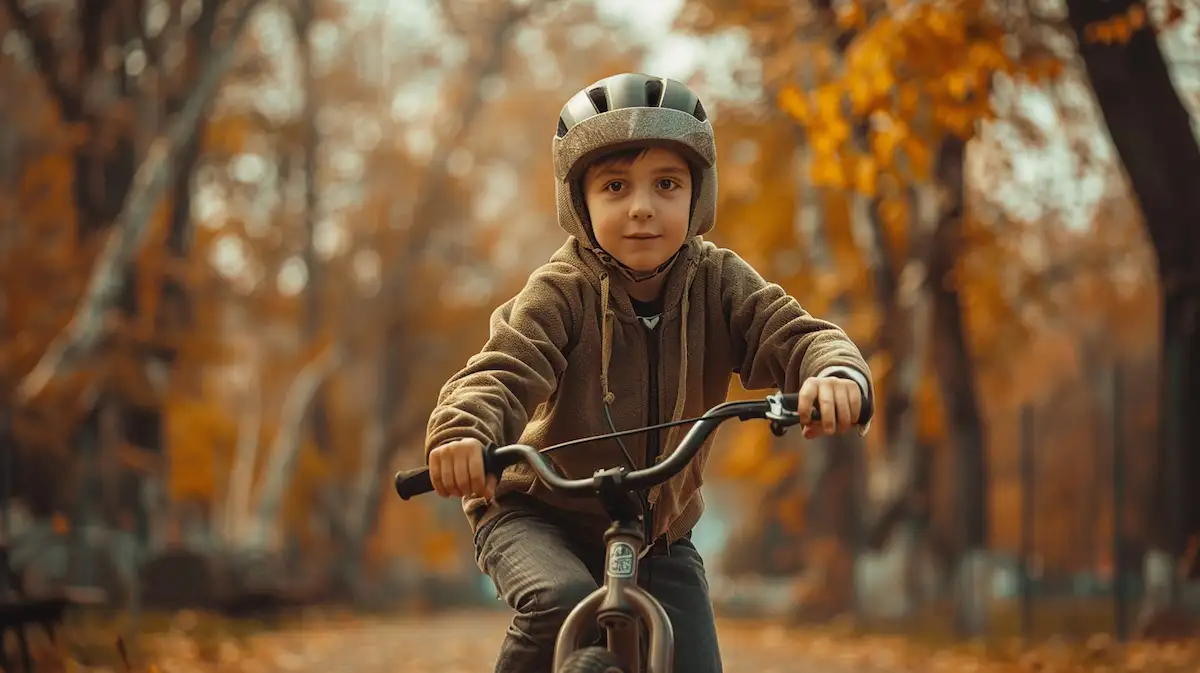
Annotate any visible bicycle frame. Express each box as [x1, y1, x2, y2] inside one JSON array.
[[552, 511, 673, 673]]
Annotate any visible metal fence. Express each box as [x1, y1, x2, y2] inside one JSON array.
[[1009, 357, 1157, 642], [709, 352, 1180, 643]]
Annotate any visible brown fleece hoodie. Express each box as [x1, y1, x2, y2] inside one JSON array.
[[424, 234, 873, 543]]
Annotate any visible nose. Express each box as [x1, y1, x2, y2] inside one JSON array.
[[628, 187, 654, 220]]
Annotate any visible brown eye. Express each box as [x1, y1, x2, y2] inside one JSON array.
[[604, 181, 625, 193], [657, 178, 679, 191]]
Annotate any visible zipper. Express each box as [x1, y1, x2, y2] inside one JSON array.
[[643, 318, 661, 551]]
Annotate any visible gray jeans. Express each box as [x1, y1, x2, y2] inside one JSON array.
[[475, 495, 723, 673]]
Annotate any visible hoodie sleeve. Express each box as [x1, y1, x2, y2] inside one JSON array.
[[719, 249, 874, 423], [424, 263, 579, 458]]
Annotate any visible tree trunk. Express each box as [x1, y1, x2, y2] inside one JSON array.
[[928, 136, 989, 635], [249, 343, 342, 549], [852, 150, 938, 620], [69, 404, 103, 588], [292, 0, 334, 462], [224, 370, 262, 546], [333, 323, 405, 596], [1066, 0, 1200, 605]]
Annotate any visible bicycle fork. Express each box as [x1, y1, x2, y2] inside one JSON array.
[[552, 520, 675, 673]]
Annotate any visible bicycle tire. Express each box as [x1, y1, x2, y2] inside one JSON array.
[[557, 646, 629, 673]]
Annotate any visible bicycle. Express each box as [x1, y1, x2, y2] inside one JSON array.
[[393, 391, 869, 673]]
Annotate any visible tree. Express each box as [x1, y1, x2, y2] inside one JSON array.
[[678, 0, 1172, 630], [1066, 0, 1200, 612], [681, 0, 1024, 629], [1, 0, 265, 600], [161, 0, 654, 592]]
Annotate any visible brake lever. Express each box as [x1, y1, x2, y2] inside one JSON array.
[[765, 392, 803, 437]]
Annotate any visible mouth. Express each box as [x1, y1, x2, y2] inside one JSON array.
[[625, 234, 661, 240]]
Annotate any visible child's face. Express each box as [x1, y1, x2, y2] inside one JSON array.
[[582, 147, 692, 274]]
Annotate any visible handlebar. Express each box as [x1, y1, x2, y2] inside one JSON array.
[[395, 390, 872, 501]]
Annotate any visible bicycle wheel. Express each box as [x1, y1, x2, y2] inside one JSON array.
[[557, 646, 629, 673]]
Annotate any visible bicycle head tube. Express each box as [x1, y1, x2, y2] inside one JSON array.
[[552, 522, 675, 673]]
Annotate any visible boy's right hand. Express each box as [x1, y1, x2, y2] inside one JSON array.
[[428, 438, 497, 499]]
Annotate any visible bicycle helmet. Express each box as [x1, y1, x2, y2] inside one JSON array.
[[552, 73, 717, 282]]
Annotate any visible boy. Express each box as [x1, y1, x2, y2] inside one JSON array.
[[424, 73, 873, 673]]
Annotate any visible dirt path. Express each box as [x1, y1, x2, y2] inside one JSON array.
[[155, 609, 911, 673]]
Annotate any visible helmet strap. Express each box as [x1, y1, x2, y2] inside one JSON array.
[[592, 246, 682, 284]]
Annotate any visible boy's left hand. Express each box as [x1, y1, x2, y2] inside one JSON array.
[[797, 376, 863, 439]]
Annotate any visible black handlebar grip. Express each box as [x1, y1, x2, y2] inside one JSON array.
[[858, 391, 874, 425], [779, 392, 801, 411], [394, 466, 434, 501]]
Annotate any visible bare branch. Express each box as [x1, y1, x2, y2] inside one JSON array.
[[398, 0, 549, 271], [14, 0, 266, 404], [436, 0, 468, 36]]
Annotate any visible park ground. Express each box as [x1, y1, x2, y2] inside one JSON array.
[[37, 607, 1199, 673]]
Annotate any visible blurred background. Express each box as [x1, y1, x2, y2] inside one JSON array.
[[1, 0, 1199, 670]]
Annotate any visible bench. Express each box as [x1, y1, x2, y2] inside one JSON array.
[[0, 545, 105, 672]]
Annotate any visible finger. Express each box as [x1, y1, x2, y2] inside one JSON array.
[[797, 378, 818, 424], [467, 446, 487, 498], [430, 452, 450, 498], [819, 380, 837, 435], [452, 452, 472, 497], [849, 383, 863, 424], [834, 383, 852, 433], [804, 423, 826, 439]]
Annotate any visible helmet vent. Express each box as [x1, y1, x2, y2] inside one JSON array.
[[556, 117, 569, 138], [587, 87, 610, 113], [644, 79, 664, 107], [693, 100, 708, 122]]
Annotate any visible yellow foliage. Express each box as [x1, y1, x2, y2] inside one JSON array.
[[809, 150, 847, 188], [776, 492, 807, 533], [165, 395, 237, 502], [283, 439, 330, 547], [814, 84, 843, 121], [835, 0, 865, 30], [853, 154, 878, 196], [421, 530, 460, 571], [772, 0, 1036, 206], [842, 304, 880, 345], [711, 114, 809, 288], [895, 83, 920, 118], [1082, 2, 1156, 45], [916, 369, 945, 442], [203, 114, 255, 157], [945, 69, 973, 101], [848, 76, 874, 116], [18, 154, 75, 220], [721, 421, 773, 479], [778, 86, 809, 123], [756, 451, 799, 487], [870, 124, 902, 169], [902, 135, 932, 180], [878, 196, 911, 259]]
